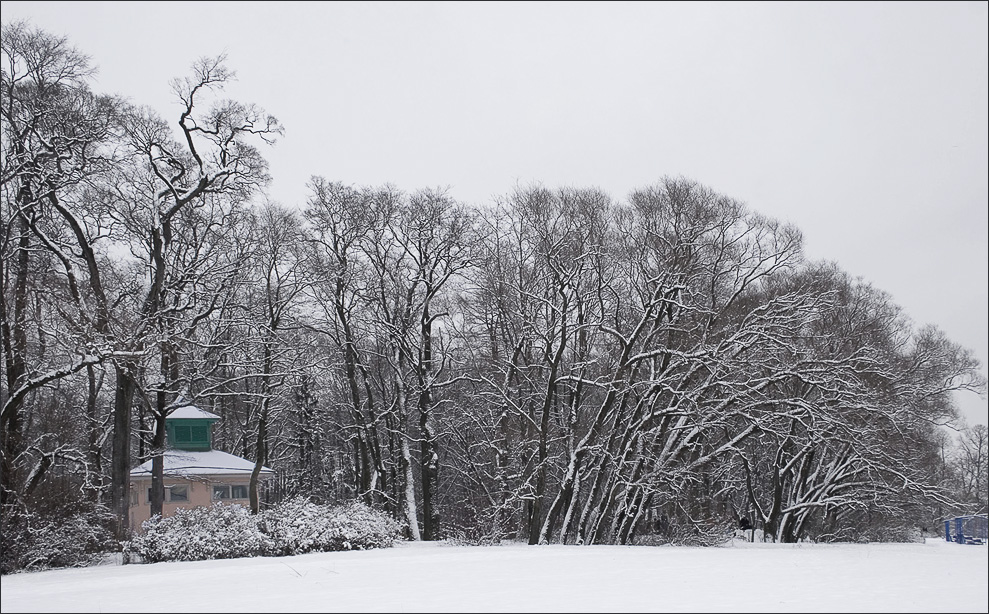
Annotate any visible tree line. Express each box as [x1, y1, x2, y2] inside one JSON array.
[[2, 22, 986, 549]]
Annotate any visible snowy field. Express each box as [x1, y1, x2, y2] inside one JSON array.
[[1, 538, 986, 613]]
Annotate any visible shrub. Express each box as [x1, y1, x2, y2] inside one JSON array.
[[1, 501, 117, 574], [261, 497, 402, 555], [125, 498, 402, 563], [126, 503, 274, 563], [815, 523, 925, 544]]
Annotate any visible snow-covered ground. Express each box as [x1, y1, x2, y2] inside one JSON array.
[[1, 537, 986, 613]]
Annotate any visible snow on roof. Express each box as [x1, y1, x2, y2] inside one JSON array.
[[167, 403, 220, 421], [130, 450, 273, 478]]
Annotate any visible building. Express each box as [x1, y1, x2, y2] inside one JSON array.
[[128, 403, 273, 533]]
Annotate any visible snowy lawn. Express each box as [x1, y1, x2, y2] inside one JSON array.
[[1, 538, 986, 613]]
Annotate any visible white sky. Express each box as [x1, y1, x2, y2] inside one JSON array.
[[2, 1, 986, 426], [1, 539, 987, 612]]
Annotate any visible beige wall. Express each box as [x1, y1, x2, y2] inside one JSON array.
[[129, 476, 254, 534]]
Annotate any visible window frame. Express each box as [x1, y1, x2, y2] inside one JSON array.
[[146, 483, 192, 504], [173, 424, 192, 443], [168, 484, 189, 502]]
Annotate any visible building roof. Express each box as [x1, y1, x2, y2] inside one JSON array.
[[167, 403, 220, 421], [130, 450, 273, 478]]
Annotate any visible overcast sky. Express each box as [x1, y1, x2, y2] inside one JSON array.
[[3, 1, 987, 427]]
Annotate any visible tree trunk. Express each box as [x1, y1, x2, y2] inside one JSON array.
[[396, 347, 421, 540], [249, 397, 268, 514], [0, 208, 32, 504], [418, 312, 440, 540], [85, 364, 104, 502], [149, 346, 172, 518], [419, 402, 439, 540], [111, 364, 137, 538]]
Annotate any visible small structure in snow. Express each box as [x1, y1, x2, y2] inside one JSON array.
[[943, 515, 988, 545], [128, 402, 273, 533]]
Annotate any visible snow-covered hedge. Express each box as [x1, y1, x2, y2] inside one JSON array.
[[262, 498, 402, 555], [126, 498, 402, 563], [128, 503, 274, 563]]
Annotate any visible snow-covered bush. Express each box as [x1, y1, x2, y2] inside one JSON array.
[[1, 502, 117, 574], [124, 498, 401, 563], [259, 497, 330, 555], [632, 518, 737, 547], [815, 523, 925, 544], [321, 500, 404, 550], [262, 497, 402, 554], [126, 503, 275, 563]]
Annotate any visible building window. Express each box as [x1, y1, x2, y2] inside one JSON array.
[[173, 423, 209, 445], [213, 484, 249, 500], [191, 424, 208, 442], [146, 484, 191, 503]]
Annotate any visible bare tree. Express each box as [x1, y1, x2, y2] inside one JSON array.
[[952, 424, 988, 515], [101, 55, 280, 534], [1, 21, 120, 506], [304, 179, 395, 513]]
